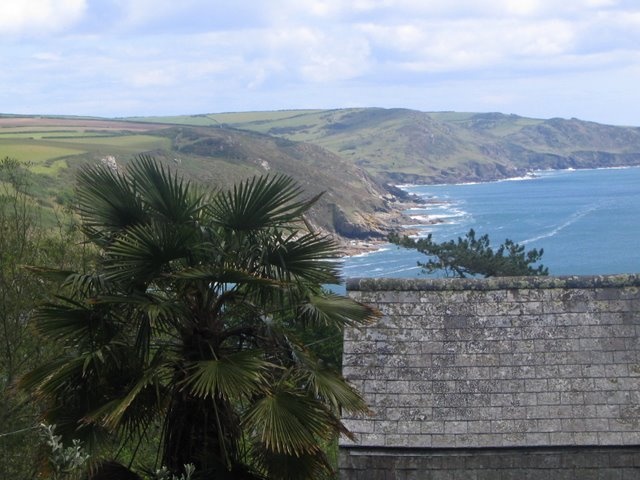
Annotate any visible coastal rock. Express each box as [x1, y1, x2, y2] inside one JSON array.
[[331, 205, 387, 240]]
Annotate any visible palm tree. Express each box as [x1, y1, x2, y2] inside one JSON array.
[[22, 156, 376, 479]]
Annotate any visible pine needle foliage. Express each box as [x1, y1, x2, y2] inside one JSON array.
[[390, 228, 548, 278]]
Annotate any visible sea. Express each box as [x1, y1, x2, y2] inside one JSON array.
[[341, 167, 640, 281]]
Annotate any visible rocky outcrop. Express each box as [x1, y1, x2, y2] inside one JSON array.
[[331, 205, 387, 240]]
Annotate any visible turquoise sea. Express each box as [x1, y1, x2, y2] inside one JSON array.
[[341, 167, 640, 279]]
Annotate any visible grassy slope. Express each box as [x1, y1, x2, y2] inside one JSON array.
[[145, 108, 640, 183], [196, 108, 533, 182], [3, 109, 640, 238], [127, 109, 496, 181], [0, 116, 392, 240], [153, 126, 389, 235]]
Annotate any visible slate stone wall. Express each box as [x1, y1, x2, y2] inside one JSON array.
[[340, 275, 640, 478]]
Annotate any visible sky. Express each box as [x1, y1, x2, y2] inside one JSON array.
[[1, 0, 639, 125]]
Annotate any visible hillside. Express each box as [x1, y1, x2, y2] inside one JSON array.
[[153, 126, 398, 239], [136, 108, 640, 184], [0, 116, 405, 246], [3, 109, 640, 247]]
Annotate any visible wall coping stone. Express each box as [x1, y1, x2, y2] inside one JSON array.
[[342, 444, 636, 454], [346, 274, 640, 292]]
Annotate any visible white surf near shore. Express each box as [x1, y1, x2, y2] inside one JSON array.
[[342, 166, 640, 279]]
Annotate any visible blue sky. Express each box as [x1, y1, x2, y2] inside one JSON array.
[[2, 0, 639, 125]]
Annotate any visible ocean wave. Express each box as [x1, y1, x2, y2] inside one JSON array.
[[343, 254, 404, 265], [521, 202, 605, 244], [408, 214, 443, 222], [370, 266, 422, 277], [406, 205, 451, 211], [343, 246, 391, 259], [498, 174, 538, 182], [406, 200, 467, 215]]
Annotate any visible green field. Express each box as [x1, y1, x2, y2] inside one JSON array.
[[0, 120, 179, 205], [54, 134, 171, 150], [0, 132, 171, 176], [126, 110, 324, 127], [30, 159, 69, 175], [124, 115, 220, 126], [0, 131, 115, 139], [0, 142, 85, 163]]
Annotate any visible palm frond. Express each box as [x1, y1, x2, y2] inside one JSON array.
[[297, 362, 369, 415], [129, 155, 205, 224], [62, 272, 107, 297], [95, 292, 183, 332], [259, 232, 341, 284], [26, 268, 107, 298], [243, 387, 336, 457], [32, 299, 115, 344], [76, 163, 146, 235], [296, 292, 379, 328], [181, 351, 271, 402], [19, 356, 85, 399], [84, 350, 169, 430], [171, 266, 281, 287], [208, 175, 321, 231], [103, 222, 194, 283]]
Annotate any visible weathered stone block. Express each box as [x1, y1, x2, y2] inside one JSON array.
[[341, 275, 640, 477]]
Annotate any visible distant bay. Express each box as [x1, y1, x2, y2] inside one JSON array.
[[341, 167, 640, 279]]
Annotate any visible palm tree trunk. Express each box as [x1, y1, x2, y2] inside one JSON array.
[[162, 391, 241, 478]]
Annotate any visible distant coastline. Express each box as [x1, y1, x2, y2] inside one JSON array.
[[341, 165, 640, 258], [344, 166, 640, 279]]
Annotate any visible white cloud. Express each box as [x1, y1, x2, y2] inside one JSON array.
[[125, 57, 237, 88], [1, 0, 639, 123], [503, 0, 544, 16], [31, 51, 62, 62], [193, 27, 372, 84], [0, 0, 86, 36], [128, 69, 176, 88], [272, 0, 633, 23], [478, 92, 519, 107], [262, 27, 372, 82], [359, 17, 578, 73], [113, 0, 191, 27]]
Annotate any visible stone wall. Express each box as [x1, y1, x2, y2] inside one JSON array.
[[340, 275, 640, 478]]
